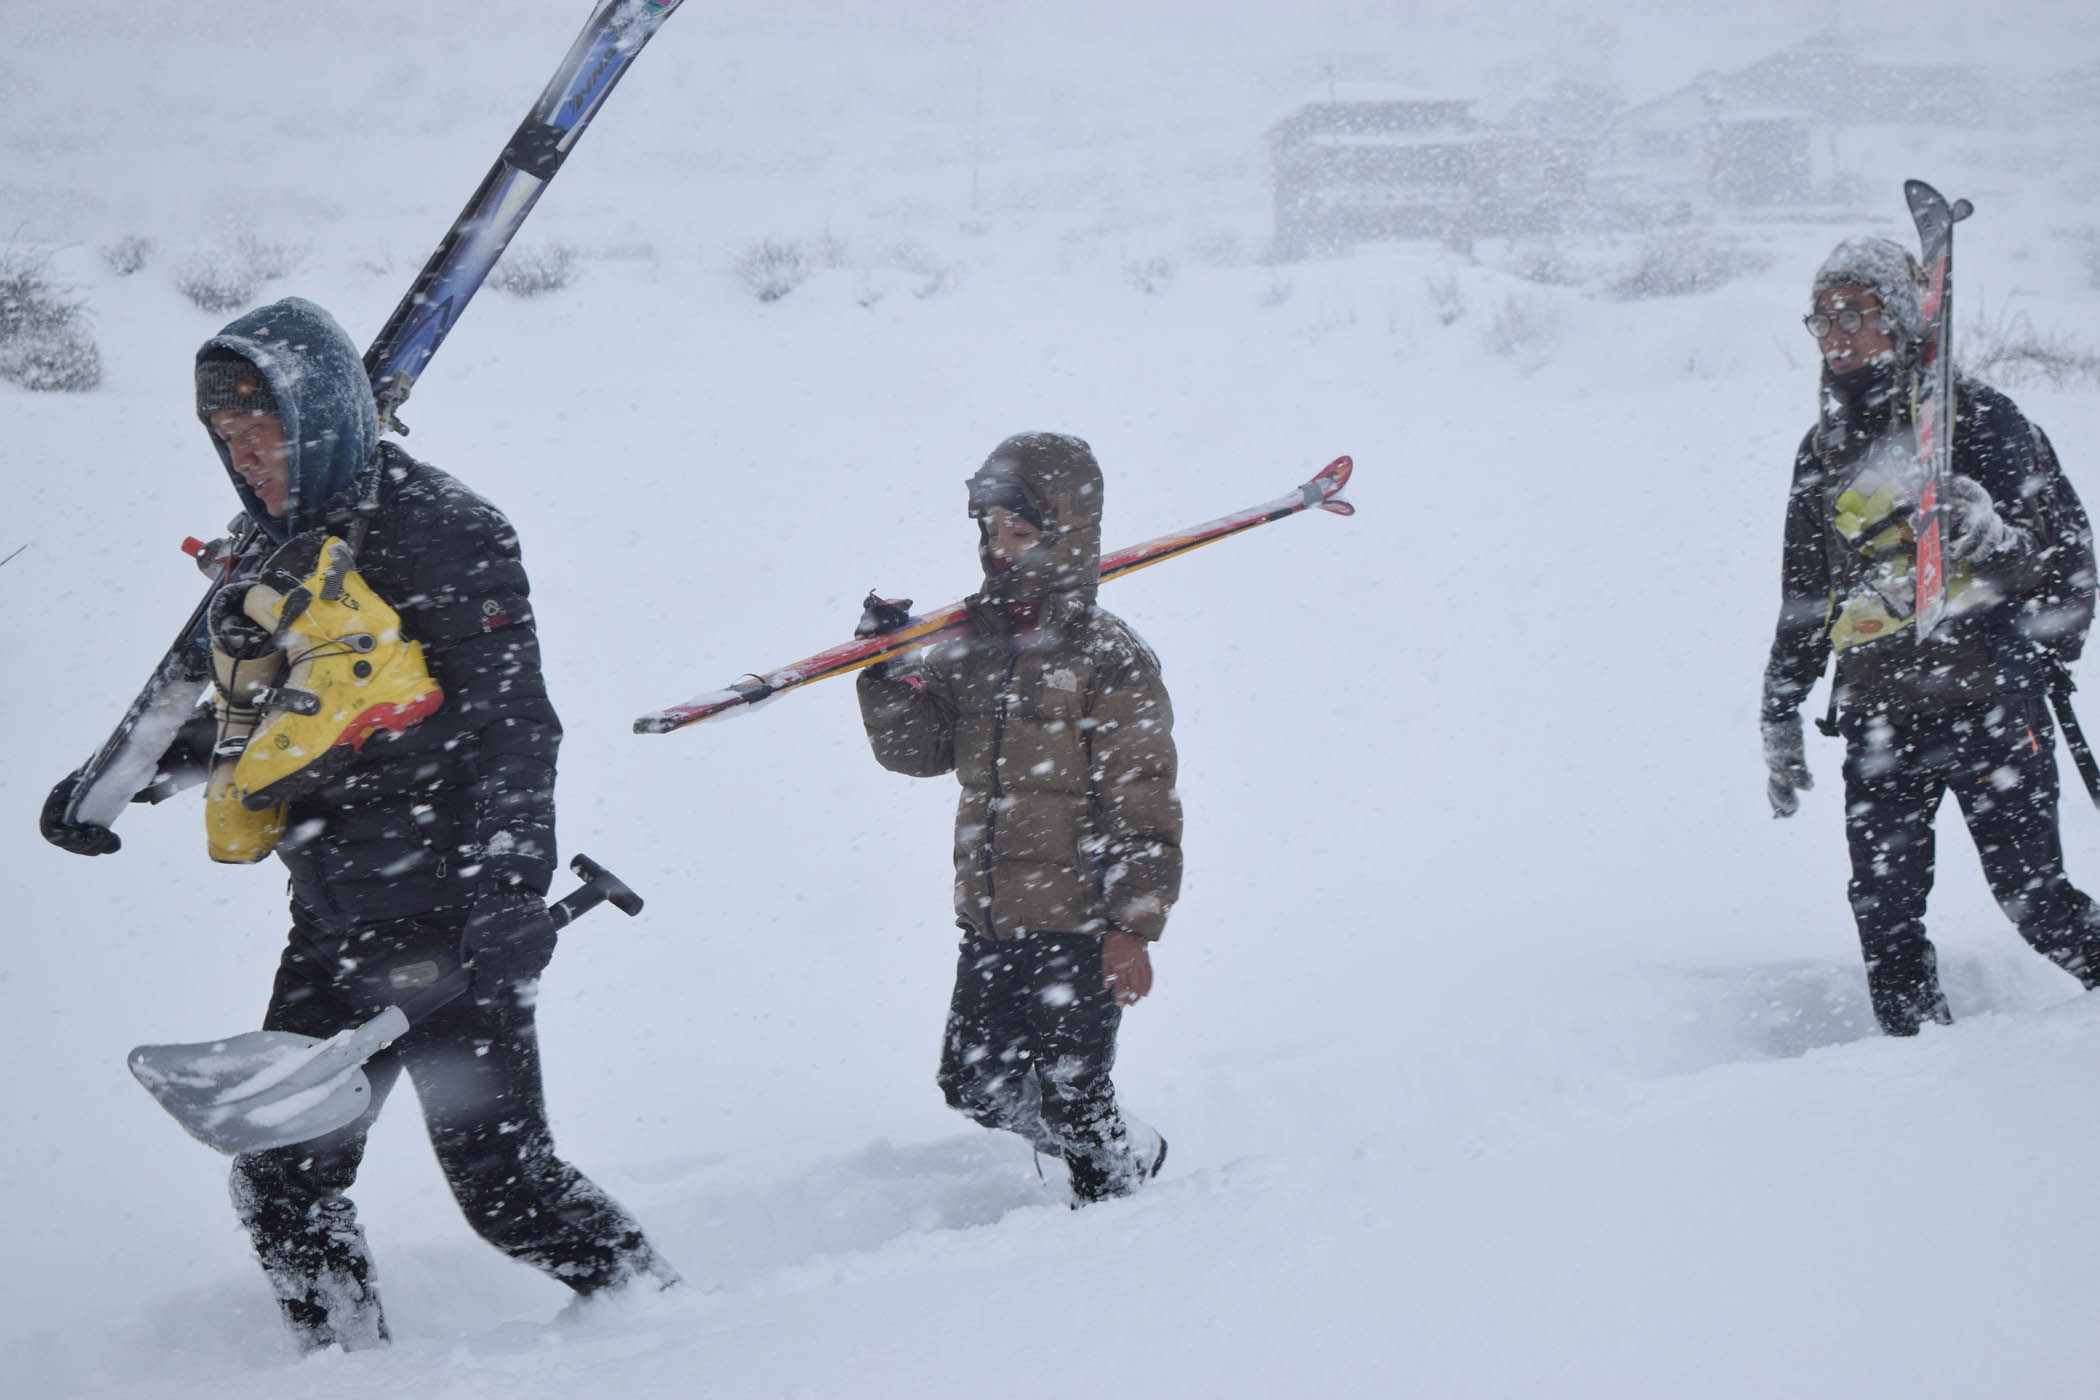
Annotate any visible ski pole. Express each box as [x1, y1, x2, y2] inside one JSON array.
[[634, 455, 1356, 734], [2050, 688, 2100, 809]]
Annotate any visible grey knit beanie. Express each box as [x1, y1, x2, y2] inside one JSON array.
[[1811, 237, 1926, 349]]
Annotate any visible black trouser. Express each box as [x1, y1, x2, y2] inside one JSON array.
[[937, 928, 1130, 1178], [228, 920, 666, 1350], [1841, 696, 2100, 1034]]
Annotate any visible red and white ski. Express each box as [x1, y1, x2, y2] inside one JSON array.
[[633, 455, 1356, 734], [1905, 178, 1972, 641]]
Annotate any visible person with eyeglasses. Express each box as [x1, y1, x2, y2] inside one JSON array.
[[1760, 236, 2100, 1036]]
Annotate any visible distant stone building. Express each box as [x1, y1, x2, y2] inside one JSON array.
[[1270, 86, 1581, 257], [1590, 31, 1990, 222]]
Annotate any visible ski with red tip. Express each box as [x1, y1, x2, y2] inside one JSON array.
[[1905, 178, 1972, 642], [633, 456, 1356, 734]]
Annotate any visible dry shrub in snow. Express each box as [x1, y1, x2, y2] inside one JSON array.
[[1425, 270, 1467, 326], [173, 228, 306, 314], [492, 241, 577, 297], [173, 253, 257, 313], [1482, 290, 1562, 360], [1961, 302, 2100, 392], [734, 237, 814, 302], [1123, 255, 1174, 295], [0, 249, 102, 392], [100, 235, 153, 277], [1608, 229, 1767, 300]]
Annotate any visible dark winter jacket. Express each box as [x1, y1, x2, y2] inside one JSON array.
[[178, 303, 560, 977], [196, 298, 381, 545], [1764, 373, 2053, 719], [858, 434, 1182, 942], [256, 444, 561, 943]]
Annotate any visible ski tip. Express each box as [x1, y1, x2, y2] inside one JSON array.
[[1950, 197, 1974, 222], [1312, 454, 1352, 490], [1320, 498, 1355, 517], [633, 710, 689, 735]]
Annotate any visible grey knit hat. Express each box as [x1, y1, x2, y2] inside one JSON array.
[[1811, 236, 1926, 349], [195, 350, 278, 420]]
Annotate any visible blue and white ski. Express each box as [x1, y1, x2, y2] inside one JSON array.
[[65, 0, 686, 832]]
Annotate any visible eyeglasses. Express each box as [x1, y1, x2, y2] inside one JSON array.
[[1803, 307, 1883, 339]]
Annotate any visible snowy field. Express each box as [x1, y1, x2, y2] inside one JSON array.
[[7, 1, 2100, 1395]]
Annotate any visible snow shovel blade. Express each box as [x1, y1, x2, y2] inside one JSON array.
[[126, 1006, 409, 1156]]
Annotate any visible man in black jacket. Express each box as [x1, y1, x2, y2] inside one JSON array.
[[40, 298, 672, 1350], [1762, 238, 2100, 1035]]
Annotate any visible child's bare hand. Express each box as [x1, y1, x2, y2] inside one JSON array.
[[1102, 930, 1153, 1007]]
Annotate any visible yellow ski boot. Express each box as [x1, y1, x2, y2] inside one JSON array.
[[205, 632, 287, 864], [234, 533, 444, 809]]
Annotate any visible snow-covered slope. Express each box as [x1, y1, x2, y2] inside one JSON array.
[[6, 2, 2100, 1396]]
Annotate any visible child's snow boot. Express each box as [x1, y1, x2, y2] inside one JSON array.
[[1066, 1116, 1167, 1206], [235, 532, 443, 809]]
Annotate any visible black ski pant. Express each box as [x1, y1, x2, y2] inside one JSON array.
[[938, 928, 1132, 1186], [1840, 696, 2100, 1034], [228, 919, 665, 1350]]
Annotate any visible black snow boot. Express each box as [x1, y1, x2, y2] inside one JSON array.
[[230, 1167, 389, 1352], [1067, 1118, 1167, 1206], [1865, 942, 1953, 1037]]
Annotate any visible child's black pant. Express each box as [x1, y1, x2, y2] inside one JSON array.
[[937, 927, 1127, 1172]]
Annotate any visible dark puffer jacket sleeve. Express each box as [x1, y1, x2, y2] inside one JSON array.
[[405, 501, 561, 899], [1084, 624, 1182, 941], [1762, 433, 1834, 722], [858, 669, 958, 778]]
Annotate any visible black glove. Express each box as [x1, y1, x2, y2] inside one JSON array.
[[461, 890, 558, 1003], [40, 771, 121, 856], [856, 591, 914, 639]]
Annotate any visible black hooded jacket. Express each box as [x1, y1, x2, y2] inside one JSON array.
[[264, 444, 562, 932], [185, 301, 559, 945], [1763, 371, 2052, 719]]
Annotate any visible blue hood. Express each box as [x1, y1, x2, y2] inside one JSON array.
[[197, 298, 378, 542]]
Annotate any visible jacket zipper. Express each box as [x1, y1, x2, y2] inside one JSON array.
[[981, 652, 1021, 936]]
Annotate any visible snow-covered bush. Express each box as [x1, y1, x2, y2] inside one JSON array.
[[1425, 270, 1467, 326], [0, 249, 102, 392], [885, 242, 960, 300], [233, 228, 304, 283], [492, 241, 577, 297], [1607, 229, 1767, 300], [172, 228, 305, 314], [1123, 255, 1174, 295], [99, 235, 153, 277], [1961, 301, 2100, 391], [734, 237, 815, 302], [173, 253, 257, 313], [1482, 290, 1562, 360]]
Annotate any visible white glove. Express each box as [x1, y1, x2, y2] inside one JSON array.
[[1762, 712, 1813, 818], [1943, 474, 2026, 563]]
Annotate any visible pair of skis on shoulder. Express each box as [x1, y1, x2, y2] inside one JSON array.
[[63, 0, 687, 833]]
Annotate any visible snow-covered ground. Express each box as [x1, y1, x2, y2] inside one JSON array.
[[7, 2, 2100, 1395]]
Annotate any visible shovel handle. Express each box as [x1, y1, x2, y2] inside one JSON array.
[[548, 852, 645, 929], [395, 854, 646, 1024]]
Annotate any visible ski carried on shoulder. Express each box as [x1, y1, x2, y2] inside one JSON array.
[[63, 0, 687, 833], [634, 455, 1356, 734], [1905, 178, 1972, 642]]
